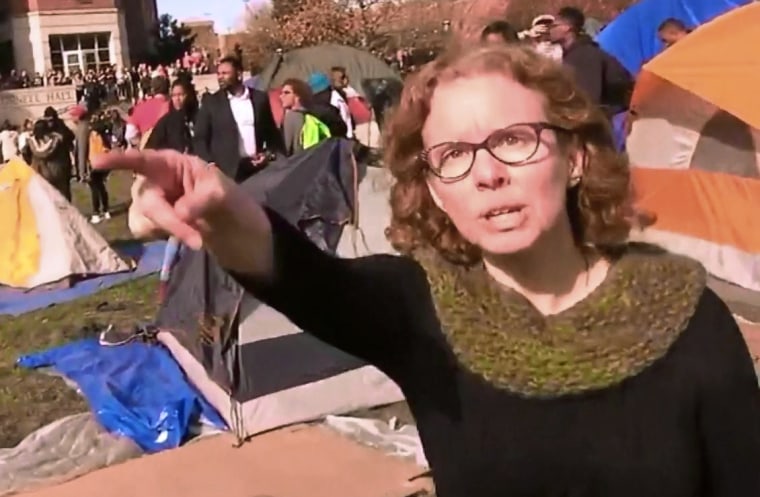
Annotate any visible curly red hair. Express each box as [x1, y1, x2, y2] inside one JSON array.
[[383, 43, 651, 265]]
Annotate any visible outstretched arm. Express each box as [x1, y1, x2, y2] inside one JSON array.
[[232, 208, 426, 379], [98, 149, 423, 380]]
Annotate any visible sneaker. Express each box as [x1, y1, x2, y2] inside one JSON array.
[[103, 212, 111, 221], [90, 214, 102, 224]]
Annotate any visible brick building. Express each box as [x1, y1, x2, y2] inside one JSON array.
[[183, 18, 216, 56], [0, 0, 158, 74]]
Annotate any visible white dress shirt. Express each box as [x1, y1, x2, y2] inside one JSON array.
[[330, 90, 353, 139], [228, 86, 257, 157]]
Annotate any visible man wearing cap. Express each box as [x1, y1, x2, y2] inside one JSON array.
[[127, 76, 171, 148], [521, 15, 563, 61], [193, 55, 282, 183]]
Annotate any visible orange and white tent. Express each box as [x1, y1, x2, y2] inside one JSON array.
[[626, 2, 760, 291], [0, 158, 132, 289]]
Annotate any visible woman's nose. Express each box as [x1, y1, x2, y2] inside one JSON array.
[[470, 150, 508, 190]]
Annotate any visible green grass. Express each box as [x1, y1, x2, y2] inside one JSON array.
[[0, 171, 160, 448]]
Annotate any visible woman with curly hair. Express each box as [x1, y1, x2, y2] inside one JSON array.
[[93, 44, 760, 496]]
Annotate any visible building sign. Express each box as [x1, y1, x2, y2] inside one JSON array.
[[0, 86, 77, 122], [0, 87, 76, 107]]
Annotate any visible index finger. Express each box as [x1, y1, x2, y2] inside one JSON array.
[[92, 149, 156, 175]]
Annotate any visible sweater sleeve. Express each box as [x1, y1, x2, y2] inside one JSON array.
[[232, 208, 431, 382], [696, 290, 760, 496]]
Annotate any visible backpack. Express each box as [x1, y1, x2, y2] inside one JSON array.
[[88, 129, 108, 163], [300, 113, 332, 149], [308, 100, 348, 139]]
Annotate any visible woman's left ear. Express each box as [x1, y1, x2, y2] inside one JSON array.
[[567, 148, 585, 188]]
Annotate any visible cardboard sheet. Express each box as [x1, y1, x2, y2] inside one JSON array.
[[21, 425, 432, 497]]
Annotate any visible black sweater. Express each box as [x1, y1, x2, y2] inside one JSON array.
[[239, 210, 760, 497]]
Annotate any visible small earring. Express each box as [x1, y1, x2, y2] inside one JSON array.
[[568, 176, 581, 188]]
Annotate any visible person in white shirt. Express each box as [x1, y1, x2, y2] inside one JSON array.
[[329, 67, 355, 139], [330, 90, 353, 139], [17, 119, 33, 156], [0, 121, 19, 163], [193, 55, 283, 183]]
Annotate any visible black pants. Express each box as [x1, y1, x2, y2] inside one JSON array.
[[89, 170, 109, 214]]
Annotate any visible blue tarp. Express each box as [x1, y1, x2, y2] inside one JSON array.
[[0, 241, 166, 316], [17, 338, 226, 453], [596, 0, 750, 76]]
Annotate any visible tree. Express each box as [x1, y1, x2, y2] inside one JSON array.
[[150, 14, 197, 66], [241, 0, 401, 52], [271, 0, 302, 20]]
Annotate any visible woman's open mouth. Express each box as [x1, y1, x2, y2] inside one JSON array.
[[483, 206, 526, 230], [484, 206, 523, 219]]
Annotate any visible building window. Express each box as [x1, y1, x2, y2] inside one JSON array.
[[0, 40, 14, 75], [48, 32, 112, 74]]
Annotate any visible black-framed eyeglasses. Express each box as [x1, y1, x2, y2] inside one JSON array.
[[419, 122, 568, 181]]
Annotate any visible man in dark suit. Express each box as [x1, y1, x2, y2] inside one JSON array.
[[194, 55, 283, 183]]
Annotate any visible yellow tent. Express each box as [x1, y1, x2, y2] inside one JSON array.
[[0, 158, 131, 289]]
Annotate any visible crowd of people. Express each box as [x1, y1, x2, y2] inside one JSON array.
[[0, 46, 217, 223], [0, 46, 212, 105], [0, 105, 126, 223], [0, 7, 691, 255], [0, 8, 699, 235]]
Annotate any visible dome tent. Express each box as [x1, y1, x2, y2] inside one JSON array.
[[155, 140, 403, 440], [255, 44, 403, 148], [255, 44, 402, 99], [0, 158, 131, 289], [596, 0, 749, 76], [626, 3, 760, 291]]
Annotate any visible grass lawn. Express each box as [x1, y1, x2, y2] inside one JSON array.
[[0, 171, 161, 448], [0, 168, 413, 450]]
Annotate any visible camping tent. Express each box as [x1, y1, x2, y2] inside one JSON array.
[[255, 44, 403, 149], [626, 3, 760, 291], [0, 159, 132, 289], [596, 0, 749, 76], [255, 44, 402, 99], [155, 139, 402, 440]]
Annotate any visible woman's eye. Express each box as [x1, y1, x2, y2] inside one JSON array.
[[442, 149, 464, 160], [495, 133, 521, 146]]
